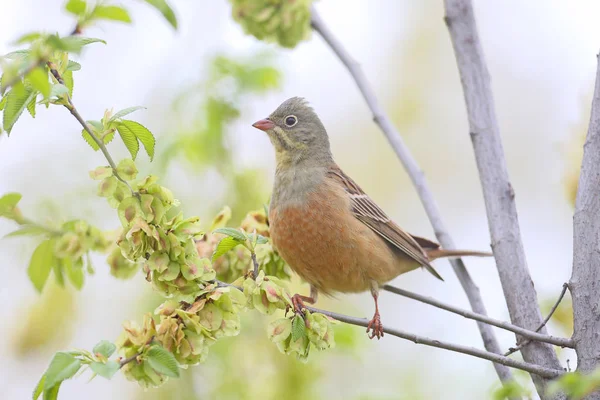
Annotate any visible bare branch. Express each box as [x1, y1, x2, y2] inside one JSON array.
[[443, 0, 564, 394], [310, 6, 512, 383], [570, 52, 600, 388], [382, 284, 573, 348], [304, 305, 563, 379], [505, 283, 570, 356]]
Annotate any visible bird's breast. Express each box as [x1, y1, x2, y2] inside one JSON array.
[[269, 178, 404, 294]]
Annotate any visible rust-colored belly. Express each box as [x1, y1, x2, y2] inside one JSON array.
[[269, 182, 414, 294]]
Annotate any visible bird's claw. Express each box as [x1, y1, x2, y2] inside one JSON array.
[[366, 313, 384, 340]]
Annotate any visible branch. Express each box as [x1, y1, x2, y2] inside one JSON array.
[[309, 6, 513, 384], [382, 284, 573, 348], [304, 305, 563, 379], [46, 62, 136, 195], [505, 283, 570, 356], [212, 279, 562, 379], [443, 0, 564, 394], [570, 51, 600, 385]]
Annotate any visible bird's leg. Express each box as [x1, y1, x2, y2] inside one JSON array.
[[366, 282, 384, 340], [289, 285, 319, 316]]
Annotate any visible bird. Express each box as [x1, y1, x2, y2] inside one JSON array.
[[252, 97, 492, 339]]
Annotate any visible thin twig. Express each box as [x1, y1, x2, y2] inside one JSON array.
[[303, 305, 563, 379], [443, 0, 564, 394], [383, 284, 573, 348], [212, 279, 562, 379], [119, 352, 141, 368], [46, 62, 137, 195], [310, 6, 513, 383], [504, 283, 570, 356], [251, 252, 259, 277]]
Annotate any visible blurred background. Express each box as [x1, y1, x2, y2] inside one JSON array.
[[0, 0, 596, 398]]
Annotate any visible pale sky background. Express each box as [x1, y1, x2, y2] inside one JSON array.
[[1, 1, 600, 399]]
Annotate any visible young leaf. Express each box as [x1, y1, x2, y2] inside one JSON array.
[[66, 60, 81, 71], [146, 345, 180, 378], [14, 32, 43, 45], [4, 224, 48, 238], [32, 374, 45, 400], [108, 106, 145, 122], [119, 120, 155, 161], [26, 95, 37, 118], [143, 0, 178, 29], [90, 361, 120, 379], [1, 49, 30, 61], [90, 5, 131, 23], [27, 239, 56, 293], [3, 87, 36, 134], [65, 0, 87, 16], [42, 382, 61, 400], [27, 67, 50, 98], [93, 340, 116, 358], [0, 95, 7, 110], [0, 192, 22, 216], [291, 315, 306, 341], [49, 84, 69, 98], [212, 236, 243, 263], [213, 227, 247, 241], [82, 130, 100, 151], [46, 36, 106, 54], [44, 352, 82, 391], [116, 124, 139, 160], [64, 258, 85, 290], [62, 70, 74, 98]]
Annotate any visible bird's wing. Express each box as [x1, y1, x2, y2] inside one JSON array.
[[327, 166, 443, 281]]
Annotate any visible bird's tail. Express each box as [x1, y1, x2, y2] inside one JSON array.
[[427, 249, 493, 261]]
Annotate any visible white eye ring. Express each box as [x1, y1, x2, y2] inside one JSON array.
[[284, 115, 298, 127]]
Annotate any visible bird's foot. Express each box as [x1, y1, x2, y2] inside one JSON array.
[[366, 311, 384, 340], [291, 293, 307, 316]]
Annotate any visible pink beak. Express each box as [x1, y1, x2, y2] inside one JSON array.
[[252, 118, 275, 131]]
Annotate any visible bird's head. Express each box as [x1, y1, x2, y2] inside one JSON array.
[[252, 97, 332, 168]]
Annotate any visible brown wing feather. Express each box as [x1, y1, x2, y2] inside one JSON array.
[[327, 166, 443, 281]]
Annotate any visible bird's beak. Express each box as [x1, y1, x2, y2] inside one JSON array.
[[252, 118, 275, 131]]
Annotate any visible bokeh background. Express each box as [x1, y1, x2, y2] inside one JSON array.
[[0, 0, 597, 398]]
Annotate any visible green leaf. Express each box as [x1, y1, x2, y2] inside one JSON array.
[[44, 352, 82, 391], [4, 225, 48, 238], [213, 227, 247, 241], [90, 5, 131, 23], [291, 315, 306, 341], [0, 95, 7, 111], [27, 67, 50, 98], [66, 60, 81, 71], [146, 345, 180, 378], [143, 0, 178, 29], [53, 261, 65, 287], [212, 236, 243, 263], [116, 123, 139, 160], [46, 35, 106, 54], [64, 258, 85, 290], [27, 239, 56, 293], [93, 340, 116, 358], [90, 361, 120, 379], [3, 87, 36, 134], [63, 70, 73, 98], [247, 233, 268, 245], [14, 32, 43, 45], [119, 120, 155, 161], [82, 129, 99, 150], [1, 49, 30, 61], [33, 374, 45, 400], [65, 0, 87, 16], [108, 106, 145, 122], [49, 84, 68, 98], [0, 192, 22, 216], [42, 382, 60, 400], [26, 94, 37, 118]]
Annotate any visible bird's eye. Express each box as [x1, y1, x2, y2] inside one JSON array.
[[284, 115, 298, 127]]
